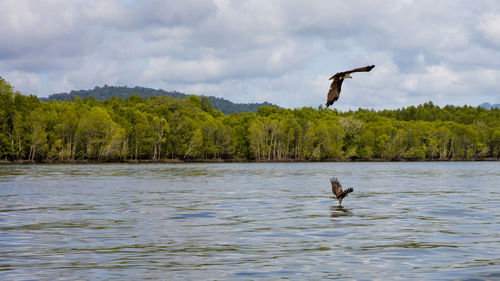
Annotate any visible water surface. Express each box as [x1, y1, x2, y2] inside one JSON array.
[[0, 162, 499, 280]]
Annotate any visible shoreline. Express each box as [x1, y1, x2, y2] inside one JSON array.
[[1, 158, 498, 164]]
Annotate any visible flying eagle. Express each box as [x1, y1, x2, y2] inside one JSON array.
[[330, 177, 354, 206], [326, 65, 375, 107]]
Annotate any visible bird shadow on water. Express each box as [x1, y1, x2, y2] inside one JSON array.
[[330, 205, 352, 219]]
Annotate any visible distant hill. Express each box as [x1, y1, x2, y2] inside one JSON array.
[[480, 102, 500, 110], [42, 85, 276, 114]]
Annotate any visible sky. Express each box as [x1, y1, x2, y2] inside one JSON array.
[[1, 0, 500, 110]]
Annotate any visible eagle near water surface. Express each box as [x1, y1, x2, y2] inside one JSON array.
[[330, 177, 354, 206], [326, 65, 375, 107]]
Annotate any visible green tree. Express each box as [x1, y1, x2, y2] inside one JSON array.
[[78, 107, 124, 160], [150, 115, 169, 160], [26, 109, 48, 161]]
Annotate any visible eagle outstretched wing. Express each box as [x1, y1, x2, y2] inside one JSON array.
[[337, 187, 354, 200], [328, 65, 376, 80], [330, 177, 343, 197], [326, 65, 375, 107], [326, 79, 342, 108]]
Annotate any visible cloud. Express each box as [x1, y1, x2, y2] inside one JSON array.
[[477, 13, 500, 46], [144, 56, 227, 83], [1, 0, 500, 108], [3, 70, 39, 94]]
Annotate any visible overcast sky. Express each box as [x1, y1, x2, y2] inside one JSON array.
[[1, 0, 500, 110]]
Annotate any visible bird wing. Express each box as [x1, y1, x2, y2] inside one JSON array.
[[326, 78, 342, 107], [328, 65, 375, 80], [336, 187, 354, 200], [344, 65, 375, 75], [330, 177, 343, 197]]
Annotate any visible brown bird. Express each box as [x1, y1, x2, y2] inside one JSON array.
[[330, 177, 354, 206], [326, 65, 375, 107]]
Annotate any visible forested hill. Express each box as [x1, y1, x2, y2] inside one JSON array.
[[42, 85, 275, 114], [480, 102, 500, 110]]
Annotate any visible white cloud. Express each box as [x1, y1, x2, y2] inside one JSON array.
[[1, 0, 500, 108], [3, 71, 40, 94], [144, 56, 226, 82], [477, 13, 500, 46]]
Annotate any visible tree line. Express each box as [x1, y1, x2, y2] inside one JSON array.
[[43, 85, 275, 114], [1, 77, 499, 162]]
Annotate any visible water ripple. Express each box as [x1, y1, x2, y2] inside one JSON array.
[[0, 162, 499, 280]]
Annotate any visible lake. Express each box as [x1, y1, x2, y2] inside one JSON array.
[[0, 162, 499, 280]]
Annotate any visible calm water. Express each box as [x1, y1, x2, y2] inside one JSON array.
[[0, 162, 499, 280]]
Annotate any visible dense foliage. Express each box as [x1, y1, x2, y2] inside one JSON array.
[[43, 85, 276, 114], [1, 77, 499, 162]]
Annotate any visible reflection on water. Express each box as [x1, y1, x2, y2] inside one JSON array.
[[330, 205, 352, 218], [0, 162, 499, 280]]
